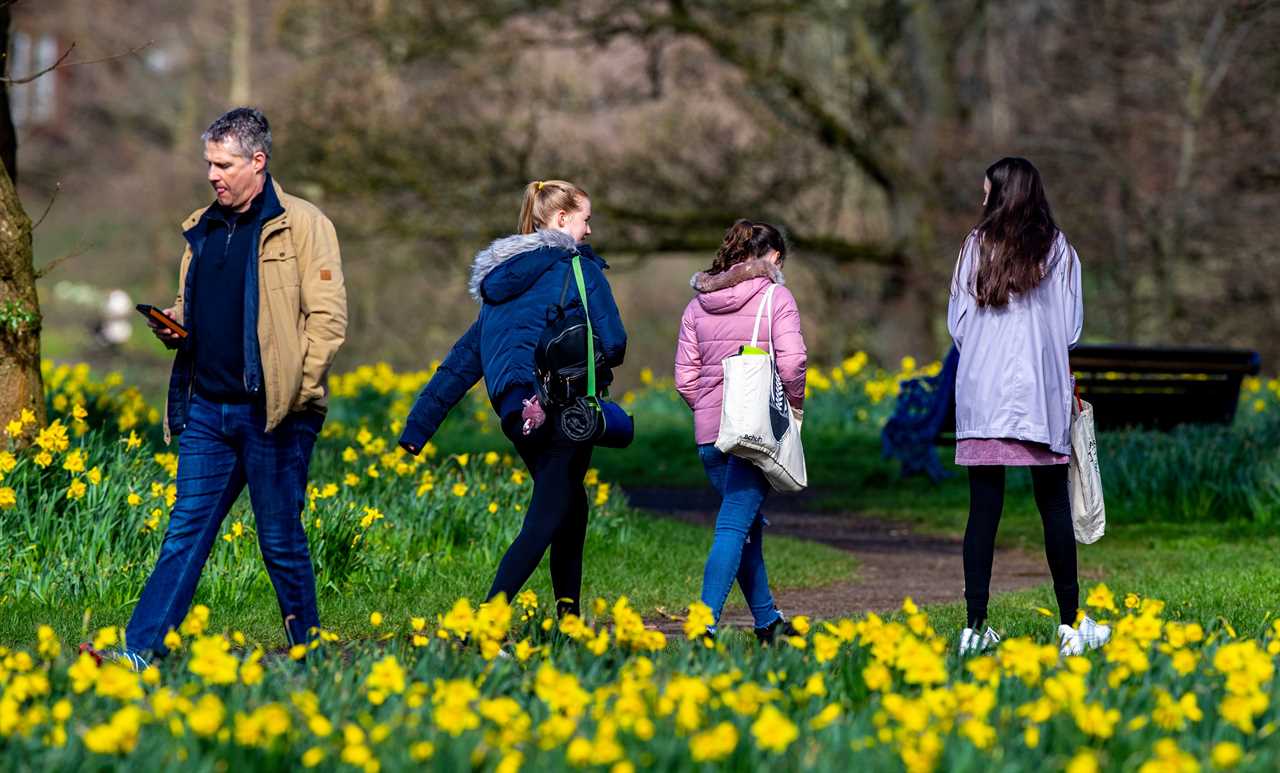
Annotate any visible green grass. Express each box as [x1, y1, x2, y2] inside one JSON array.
[[14, 362, 1278, 654], [0, 509, 855, 648], [818, 446, 1280, 643], [0, 413, 855, 649], [0, 368, 863, 649], [585, 417, 878, 491], [590, 410, 1280, 644], [909, 510, 1280, 644]]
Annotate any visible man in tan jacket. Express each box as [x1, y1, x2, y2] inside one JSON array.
[[107, 108, 346, 668]]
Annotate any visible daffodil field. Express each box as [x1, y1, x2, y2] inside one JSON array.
[[2, 357, 1280, 770], [6, 580, 1280, 770]]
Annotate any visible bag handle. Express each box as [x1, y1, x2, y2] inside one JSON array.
[[749, 284, 778, 354], [569, 255, 598, 399], [557, 263, 574, 308]]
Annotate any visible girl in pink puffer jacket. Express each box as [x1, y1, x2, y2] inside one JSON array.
[[674, 220, 807, 642]]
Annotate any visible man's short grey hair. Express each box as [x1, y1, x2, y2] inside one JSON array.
[[202, 107, 272, 162]]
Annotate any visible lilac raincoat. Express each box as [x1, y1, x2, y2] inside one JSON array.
[[946, 230, 1083, 456]]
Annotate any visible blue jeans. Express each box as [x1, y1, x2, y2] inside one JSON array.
[[698, 444, 780, 629], [125, 394, 323, 655]]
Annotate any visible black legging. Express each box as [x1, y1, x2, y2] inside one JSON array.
[[487, 415, 593, 617], [963, 465, 1079, 629]]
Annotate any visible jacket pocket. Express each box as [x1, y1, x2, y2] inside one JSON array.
[[262, 231, 301, 292]]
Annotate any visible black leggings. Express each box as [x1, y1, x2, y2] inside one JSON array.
[[487, 416, 593, 617], [963, 465, 1078, 628]]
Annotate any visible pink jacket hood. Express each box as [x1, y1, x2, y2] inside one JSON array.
[[674, 259, 808, 445]]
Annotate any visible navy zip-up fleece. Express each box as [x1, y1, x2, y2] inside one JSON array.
[[190, 188, 265, 401], [167, 175, 285, 434]]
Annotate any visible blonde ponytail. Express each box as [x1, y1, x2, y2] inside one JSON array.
[[518, 179, 588, 234]]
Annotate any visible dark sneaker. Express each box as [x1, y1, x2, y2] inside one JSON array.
[[754, 611, 798, 645]]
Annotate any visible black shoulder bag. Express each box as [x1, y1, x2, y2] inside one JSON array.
[[533, 255, 634, 447]]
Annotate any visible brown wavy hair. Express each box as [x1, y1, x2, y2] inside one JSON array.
[[973, 157, 1060, 308], [710, 219, 787, 274]]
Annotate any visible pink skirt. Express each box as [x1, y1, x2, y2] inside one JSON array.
[[956, 438, 1069, 467]]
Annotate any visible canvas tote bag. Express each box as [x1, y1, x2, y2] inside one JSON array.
[[714, 284, 808, 492], [1068, 389, 1105, 544]]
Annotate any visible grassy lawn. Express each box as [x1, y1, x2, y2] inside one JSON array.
[[591, 414, 1280, 644], [10, 372, 1271, 652], [0, 508, 856, 649]]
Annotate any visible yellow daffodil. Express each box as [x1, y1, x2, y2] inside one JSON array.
[[751, 705, 799, 753]]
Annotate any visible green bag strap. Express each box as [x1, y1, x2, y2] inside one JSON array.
[[570, 255, 598, 399]]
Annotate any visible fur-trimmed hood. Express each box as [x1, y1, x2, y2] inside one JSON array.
[[690, 258, 785, 293], [690, 259, 785, 315], [675, 257, 806, 445], [468, 229, 578, 303]]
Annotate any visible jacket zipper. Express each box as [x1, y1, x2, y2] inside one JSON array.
[[224, 218, 255, 393]]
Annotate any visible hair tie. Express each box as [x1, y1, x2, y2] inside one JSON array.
[[535, 181, 545, 191]]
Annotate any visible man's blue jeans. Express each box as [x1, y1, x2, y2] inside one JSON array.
[[698, 444, 780, 630], [125, 394, 323, 655]]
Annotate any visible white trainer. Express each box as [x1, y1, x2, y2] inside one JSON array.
[[958, 626, 1001, 656], [1078, 615, 1111, 650], [1058, 624, 1084, 656]]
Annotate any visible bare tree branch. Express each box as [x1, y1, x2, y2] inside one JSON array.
[[551, 1, 901, 196], [34, 240, 90, 279], [600, 203, 904, 266], [30, 181, 58, 231], [0, 42, 76, 85], [0, 40, 152, 85], [661, 0, 899, 195]]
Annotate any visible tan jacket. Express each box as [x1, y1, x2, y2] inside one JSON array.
[[164, 179, 347, 441]]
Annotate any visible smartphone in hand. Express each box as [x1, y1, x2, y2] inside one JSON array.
[[135, 304, 189, 339]]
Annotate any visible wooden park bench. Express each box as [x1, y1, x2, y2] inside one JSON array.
[[1070, 344, 1261, 431], [883, 343, 1262, 479]]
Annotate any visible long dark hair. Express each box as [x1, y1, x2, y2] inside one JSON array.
[[972, 157, 1059, 308], [710, 219, 786, 274]]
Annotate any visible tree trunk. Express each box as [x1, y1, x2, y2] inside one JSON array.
[[0, 163, 45, 434], [1, 6, 16, 181], [0, 9, 46, 434], [229, 0, 251, 104], [876, 188, 941, 361]]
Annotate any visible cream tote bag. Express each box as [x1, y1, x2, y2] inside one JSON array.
[[714, 284, 808, 492], [1069, 391, 1105, 544]]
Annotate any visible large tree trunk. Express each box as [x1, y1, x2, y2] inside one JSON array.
[[1, 6, 16, 180], [877, 188, 942, 361], [0, 162, 44, 434], [0, 9, 46, 435]]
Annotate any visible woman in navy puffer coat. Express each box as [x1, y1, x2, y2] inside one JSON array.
[[399, 180, 626, 616]]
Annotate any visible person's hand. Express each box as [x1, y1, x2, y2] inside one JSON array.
[[399, 440, 421, 456], [148, 307, 181, 343]]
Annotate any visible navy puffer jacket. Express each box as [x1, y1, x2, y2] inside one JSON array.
[[400, 229, 626, 450]]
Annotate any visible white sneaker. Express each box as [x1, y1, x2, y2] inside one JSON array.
[[1058, 624, 1084, 656], [958, 626, 1001, 656], [1078, 615, 1111, 650]]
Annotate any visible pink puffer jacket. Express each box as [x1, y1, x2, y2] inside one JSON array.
[[674, 259, 807, 445]]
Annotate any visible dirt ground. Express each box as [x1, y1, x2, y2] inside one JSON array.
[[624, 487, 1051, 634]]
